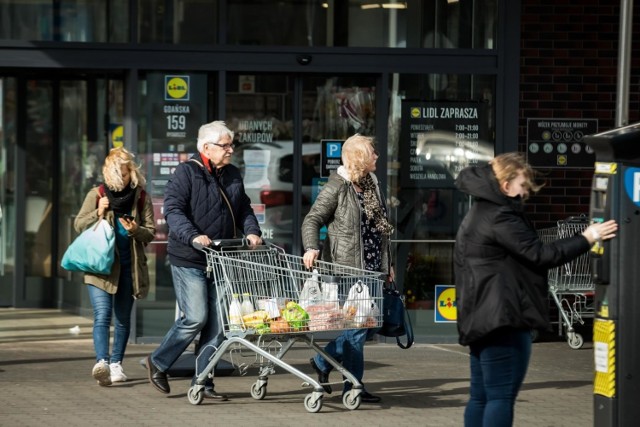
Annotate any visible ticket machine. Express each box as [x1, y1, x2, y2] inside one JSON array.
[[584, 124, 640, 427]]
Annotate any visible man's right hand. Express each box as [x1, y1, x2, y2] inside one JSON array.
[[192, 235, 212, 248]]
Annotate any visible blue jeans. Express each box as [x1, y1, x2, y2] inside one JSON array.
[[465, 328, 532, 427], [313, 328, 369, 393], [87, 263, 134, 363], [151, 265, 224, 379]]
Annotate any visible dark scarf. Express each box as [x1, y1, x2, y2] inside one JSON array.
[[357, 174, 394, 236], [104, 184, 135, 215]]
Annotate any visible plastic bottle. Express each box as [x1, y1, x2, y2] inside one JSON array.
[[241, 292, 255, 316], [229, 293, 243, 331]]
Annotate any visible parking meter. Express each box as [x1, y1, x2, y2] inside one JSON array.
[[584, 123, 640, 427]]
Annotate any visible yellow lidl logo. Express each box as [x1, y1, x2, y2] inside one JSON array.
[[111, 125, 124, 148], [411, 107, 421, 118], [165, 76, 190, 101], [435, 285, 457, 323]]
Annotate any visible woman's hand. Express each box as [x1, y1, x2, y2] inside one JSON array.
[[303, 249, 319, 269], [118, 217, 138, 233], [583, 219, 618, 245], [97, 196, 109, 217]]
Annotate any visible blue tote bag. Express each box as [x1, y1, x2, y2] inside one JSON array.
[[61, 218, 115, 275]]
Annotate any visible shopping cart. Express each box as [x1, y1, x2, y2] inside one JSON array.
[[538, 216, 594, 349], [187, 239, 384, 413]]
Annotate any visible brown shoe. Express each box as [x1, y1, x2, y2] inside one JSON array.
[[146, 356, 170, 394]]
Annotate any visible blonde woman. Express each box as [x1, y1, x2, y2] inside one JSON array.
[[74, 147, 155, 386], [302, 134, 394, 403], [454, 152, 617, 426]]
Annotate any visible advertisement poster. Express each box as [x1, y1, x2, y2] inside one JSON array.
[[399, 101, 492, 189], [526, 118, 597, 168]]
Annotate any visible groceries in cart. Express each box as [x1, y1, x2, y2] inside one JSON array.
[[223, 267, 378, 335]]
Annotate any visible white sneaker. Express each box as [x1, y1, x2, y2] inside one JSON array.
[[110, 361, 127, 383], [92, 360, 112, 386]]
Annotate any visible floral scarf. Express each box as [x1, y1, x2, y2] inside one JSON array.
[[357, 174, 394, 236]]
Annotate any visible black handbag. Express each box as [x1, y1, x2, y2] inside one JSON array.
[[377, 282, 414, 349]]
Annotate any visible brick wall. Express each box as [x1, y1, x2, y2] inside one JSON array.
[[520, 0, 640, 229]]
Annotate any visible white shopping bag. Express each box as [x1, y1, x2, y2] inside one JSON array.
[[299, 269, 322, 309], [343, 281, 375, 328]]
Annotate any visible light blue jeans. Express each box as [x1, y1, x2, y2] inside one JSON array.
[[313, 328, 369, 393], [150, 265, 224, 379], [465, 328, 532, 427], [87, 263, 134, 363]]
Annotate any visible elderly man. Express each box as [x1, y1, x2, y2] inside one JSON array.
[[147, 121, 261, 399]]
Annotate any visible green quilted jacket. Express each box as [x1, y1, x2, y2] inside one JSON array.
[[301, 166, 391, 274]]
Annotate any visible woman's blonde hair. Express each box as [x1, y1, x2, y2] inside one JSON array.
[[341, 134, 376, 182], [103, 147, 146, 191], [490, 152, 543, 199]]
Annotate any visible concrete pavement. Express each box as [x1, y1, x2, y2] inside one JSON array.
[[0, 308, 594, 426]]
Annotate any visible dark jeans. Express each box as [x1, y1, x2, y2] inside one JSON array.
[[465, 328, 532, 427]]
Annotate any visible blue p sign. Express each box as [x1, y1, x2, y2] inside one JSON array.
[[326, 142, 342, 158]]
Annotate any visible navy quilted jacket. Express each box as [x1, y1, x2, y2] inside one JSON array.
[[164, 153, 261, 269]]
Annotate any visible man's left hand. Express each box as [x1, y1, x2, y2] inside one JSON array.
[[246, 234, 262, 248]]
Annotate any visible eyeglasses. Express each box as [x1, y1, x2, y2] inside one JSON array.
[[209, 142, 235, 150]]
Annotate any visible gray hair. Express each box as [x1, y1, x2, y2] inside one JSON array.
[[196, 121, 234, 153]]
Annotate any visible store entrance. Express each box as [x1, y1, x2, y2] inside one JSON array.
[[0, 75, 122, 308]]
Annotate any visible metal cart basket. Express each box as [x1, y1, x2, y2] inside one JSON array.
[[538, 216, 594, 349], [188, 240, 384, 413]]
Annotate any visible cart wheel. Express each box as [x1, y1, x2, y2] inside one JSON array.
[[567, 333, 584, 349], [250, 382, 267, 400], [187, 386, 204, 405], [304, 393, 323, 413], [342, 390, 361, 410]]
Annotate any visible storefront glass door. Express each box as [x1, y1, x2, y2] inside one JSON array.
[[225, 73, 377, 254]]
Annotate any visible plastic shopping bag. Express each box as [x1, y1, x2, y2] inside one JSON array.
[[299, 269, 322, 309], [61, 219, 115, 275], [343, 281, 376, 328]]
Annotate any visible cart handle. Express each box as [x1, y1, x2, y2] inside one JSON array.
[[193, 238, 248, 251], [193, 238, 279, 252]]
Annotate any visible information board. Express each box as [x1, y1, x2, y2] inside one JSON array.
[[526, 118, 598, 168], [400, 101, 492, 188]]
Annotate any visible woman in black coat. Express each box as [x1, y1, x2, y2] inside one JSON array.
[[454, 152, 617, 427]]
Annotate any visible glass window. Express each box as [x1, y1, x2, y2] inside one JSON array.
[[25, 81, 54, 278], [299, 75, 377, 251], [0, 1, 117, 42], [225, 74, 295, 251], [227, 0, 497, 48], [138, 0, 217, 44], [0, 77, 17, 305], [136, 71, 210, 338], [422, 0, 498, 49], [387, 72, 495, 339]]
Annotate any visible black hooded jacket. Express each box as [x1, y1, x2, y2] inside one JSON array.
[[454, 164, 590, 346]]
